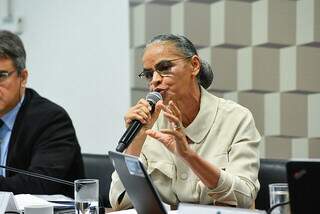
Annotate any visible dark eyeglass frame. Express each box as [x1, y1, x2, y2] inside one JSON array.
[[138, 56, 193, 81], [0, 70, 17, 82]]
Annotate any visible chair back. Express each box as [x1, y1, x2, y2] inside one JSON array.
[[82, 153, 114, 208], [255, 158, 288, 211]]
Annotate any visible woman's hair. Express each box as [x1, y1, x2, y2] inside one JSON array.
[[146, 34, 214, 89]]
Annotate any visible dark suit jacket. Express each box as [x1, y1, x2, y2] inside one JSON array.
[[0, 88, 84, 197]]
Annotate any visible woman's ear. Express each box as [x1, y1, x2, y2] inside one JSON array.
[[191, 55, 201, 77]]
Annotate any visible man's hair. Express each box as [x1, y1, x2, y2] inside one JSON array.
[[146, 34, 214, 89], [0, 30, 26, 74]]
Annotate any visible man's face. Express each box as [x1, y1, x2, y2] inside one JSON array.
[[0, 57, 28, 117]]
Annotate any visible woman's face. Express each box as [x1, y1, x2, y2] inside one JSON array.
[[142, 43, 199, 104]]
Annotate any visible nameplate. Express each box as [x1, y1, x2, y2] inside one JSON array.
[[178, 203, 266, 214], [0, 191, 19, 213]]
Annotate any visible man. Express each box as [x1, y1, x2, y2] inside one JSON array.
[[0, 30, 84, 197]]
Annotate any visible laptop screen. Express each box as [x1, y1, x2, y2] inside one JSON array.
[[109, 151, 168, 214], [286, 160, 320, 214]]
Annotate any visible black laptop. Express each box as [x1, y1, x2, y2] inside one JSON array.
[[286, 160, 320, 214], [108, 151, 168, 214]]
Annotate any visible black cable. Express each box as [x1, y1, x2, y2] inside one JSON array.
[[267, 201, 290, 214]]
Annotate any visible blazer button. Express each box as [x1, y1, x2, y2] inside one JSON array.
[[180, 172, 188, 180]]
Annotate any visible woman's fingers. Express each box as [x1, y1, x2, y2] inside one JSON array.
[[124, 99, 152, 126], [168, 100, 181, 119], [146, 129, 176, 153]]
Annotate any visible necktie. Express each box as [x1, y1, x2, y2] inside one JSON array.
[[0, 120, 3, 128]]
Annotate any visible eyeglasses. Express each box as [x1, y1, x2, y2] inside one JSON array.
[[0, 70, 17, 82], [138, 56, 192, 82]]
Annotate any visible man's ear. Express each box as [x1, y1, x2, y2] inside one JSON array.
[[19, 69, 28, 87]]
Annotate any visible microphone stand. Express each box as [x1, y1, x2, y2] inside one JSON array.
[[0, 165, 74, 186], [0, 165, 106, 214]]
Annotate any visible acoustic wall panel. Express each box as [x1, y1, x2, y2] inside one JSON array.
[[130, 0, 320, 159], [308, 94, 320, 138], [265, 93, 308, 137], [211, 0, 251, 47], [264, 137, 292, 159], [130, 48, 146, 89], [238, 47, 279, 92], [223, 92, 265, 135], [280, 46, 320, 92], [296, 0, 320, 46], [132, 3, 171, 47], [199, 47, 237, 91], [171, 2, 210, 47], [309, 138, 320, 158], [252, 0, 296, 47], [291, 138, 309, 159]]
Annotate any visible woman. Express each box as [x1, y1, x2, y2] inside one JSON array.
[[109, 34, 260, 209]]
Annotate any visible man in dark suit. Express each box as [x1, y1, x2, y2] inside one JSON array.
[[0, 30, 84, 197]]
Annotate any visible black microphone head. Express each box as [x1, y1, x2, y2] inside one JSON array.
[[146, 92, 162, 113]]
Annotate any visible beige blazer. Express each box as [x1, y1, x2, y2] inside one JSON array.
[[109, 87, 261, 210]]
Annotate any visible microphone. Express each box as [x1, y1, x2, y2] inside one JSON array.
[[116, 92, 162, 152]]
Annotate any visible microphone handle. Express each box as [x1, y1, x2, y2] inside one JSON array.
[[0, 165, 74, 186], [116, 119, 143, 152]]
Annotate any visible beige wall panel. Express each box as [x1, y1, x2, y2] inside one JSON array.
[[211, 0, 251, 47], [211, 1, 225, 46], [296, 0, 320, 45], [199, 47, 237, 91], [281, 46, 320, 92], [315, 0, 320, 43], [238, 47, 253, 90], [281, 93, 308, 137], [146, 0, 180, 4], [308, 94, 320, 138], [309, 138, 320, 158], [238, 92, 265, 135], [265, 93, 308, 137], [280, 46, 297, 91], [130, 48, 147, 89], [238, 47, 279, 91], [132, 3, 171, 47], [291, 138, 309, 158], [223, 91, 238, 103], [252, 0, 296, 46], [252, 0, 268, 46], [296, 46, 320, 92], [132, 4, 146, 47], [220, 91, 264, 134], [264, 136, 292, 159], [252, 47, 279, 92], [172, 2, 210, 47]]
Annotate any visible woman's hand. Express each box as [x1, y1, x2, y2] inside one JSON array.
[[124, 98, 162, 130], [146, 100, 221, 189], [145, 100, 192, 158], [124, 98, 162, 156]]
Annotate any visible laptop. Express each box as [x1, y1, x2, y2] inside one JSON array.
[[108, 151, 168, 214], [286, 160, 320, 214]]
